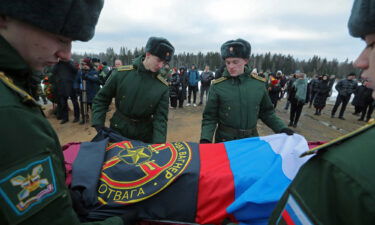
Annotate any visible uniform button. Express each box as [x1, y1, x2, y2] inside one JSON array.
[[225, 113, 228, 116], [228, 107, 231, 110], [114, 124, 118, 127], [150, 104, 153, 107], [122, 96, 125, 98]]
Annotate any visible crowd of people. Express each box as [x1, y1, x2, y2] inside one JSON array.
[[265, 70, 374, 127], [41, 57, 121, 124], [41, 54, 374, 130]]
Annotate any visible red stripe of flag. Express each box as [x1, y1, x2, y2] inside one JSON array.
[[282, 209, 296, 225], [195, 143, 235, 224]]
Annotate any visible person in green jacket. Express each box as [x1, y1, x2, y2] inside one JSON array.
[[200, 38, 293, 143], [0, 1, 137, 225], [92, 37, 174, 144], [268, 1, 375, 224]]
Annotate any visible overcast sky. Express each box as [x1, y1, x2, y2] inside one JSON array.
[[72, 0, 364, 62]]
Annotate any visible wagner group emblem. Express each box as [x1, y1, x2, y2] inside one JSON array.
[[98, 142, 192, 204]]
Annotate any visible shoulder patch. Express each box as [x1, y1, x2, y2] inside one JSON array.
[[300, 120, 375, 157], [117, 65, 134, 72], [250, 73, 267, 82], [156, 74, 169, 86], [276, 194, 314, 225], [0, 72, 41, 107], [212, 76, 227, 84], [0, 156, 58, 223]]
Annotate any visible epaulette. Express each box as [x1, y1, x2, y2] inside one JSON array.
[[117, 65, 134, 72], [250, 73, 267, 82], [300, 120, 375, 157], [0, 72, 41, 107], [156, 74, 169, 86], [212, 76, 227, 84]]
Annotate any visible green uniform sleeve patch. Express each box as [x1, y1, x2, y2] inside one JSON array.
[[157, 74, 169, 86], [250, 73, 266, 82], [0, 156, 59, 224], [212, 76, 227, 84], [276, 194, 314, 225], [117, 65, 134, 72]]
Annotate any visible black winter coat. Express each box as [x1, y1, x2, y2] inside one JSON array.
[[168, 73, 181, 97], [52, 61, 78, 98], [352, 85, 374, 107], [313, 80, 330, 108]]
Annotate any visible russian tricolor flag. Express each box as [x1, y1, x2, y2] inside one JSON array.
[[196, 134, 311, 225]]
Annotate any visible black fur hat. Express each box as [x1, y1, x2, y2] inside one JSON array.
[[348, 0, 375, 38], [145, 37, 175, 62], [0, 0, 104, 41], [221, 38, 251, 59]]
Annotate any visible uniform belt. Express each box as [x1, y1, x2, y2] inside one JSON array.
[[218, 123, 256, 137], [115, 110, 153, 123]]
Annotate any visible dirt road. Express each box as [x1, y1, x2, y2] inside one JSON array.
[[46, 98, 368, 146]]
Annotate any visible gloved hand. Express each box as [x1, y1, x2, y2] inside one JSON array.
[[200, 139, 211, 144], [93, 125, 104, 133], [118, 208, 140, 225], [280, 128, 294, 136], [70, 189, 89, 218]]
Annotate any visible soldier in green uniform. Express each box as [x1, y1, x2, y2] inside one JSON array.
[[0, 1, 137, 225], [200, 38, 293, 143], [268, 1, 375, 224], [92, 37, 174, 144]]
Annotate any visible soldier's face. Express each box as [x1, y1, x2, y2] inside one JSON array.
[[0, 17, 72, 71], [115, 60, 122, 68], [354, 33, 375, 98], [225, 57, 248, 77], [144, 53, 165, 72]]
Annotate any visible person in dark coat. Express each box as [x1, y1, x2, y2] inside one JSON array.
[[178, 66, 188, 108], [284, 73, 297, 110], [352, 81, 374, 122], [187, 64, 200, 107], [199, 65, 215, 106], [331, 73, 358, 119], [352, 82, 365, 115], [214, 64, 226, 79], [288, 73, 308, 127], [75, 57, 101, 124], [53, 60, 80, 124], [168, 67, 181, 109], [313, 74, 331, 115], [308, 74, 320, 108], [268, 77, 282, 108]]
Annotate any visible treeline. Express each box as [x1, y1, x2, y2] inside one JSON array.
[[72, 47, 359, 78]]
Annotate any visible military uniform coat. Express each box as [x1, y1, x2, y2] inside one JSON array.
[[0, 36, 122, 225], [201, 67, 287, 143], [268, 121, 375, 225], [92, 55, 169, 144]]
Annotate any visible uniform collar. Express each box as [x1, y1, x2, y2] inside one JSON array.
[[133, 55, 159, 76]]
